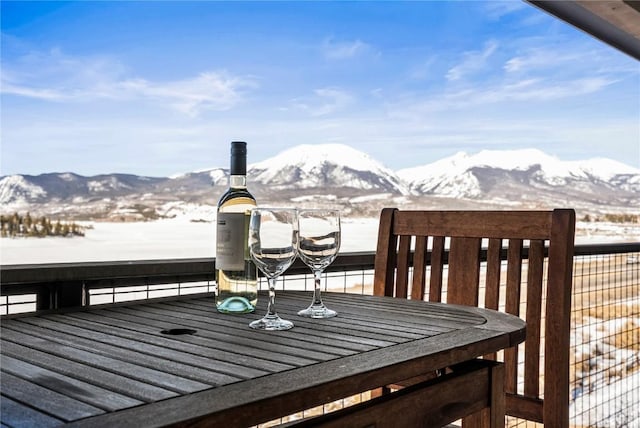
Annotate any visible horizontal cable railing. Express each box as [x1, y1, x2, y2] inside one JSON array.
[[1, 242, 639, 427], [0, 253, 377, 312], [5, 244, 634, 311]]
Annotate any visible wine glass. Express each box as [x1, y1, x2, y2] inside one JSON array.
[[248, 208, 297, 330], [296, 209, 340, 318]]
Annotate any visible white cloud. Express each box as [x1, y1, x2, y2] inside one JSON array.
[[1, 83, 67, 101], [504, 48, 582, 73], [429, 36, 627, 111], [483, 1, 528, 20], [291, 87, 355, 116], [510, 77, 615, 100], [446, 40, 498, 81], [1, 47, 129, 100], [396, 76, 616, 116], [322, 38, 372, 60], [1, 49, 256, 115], [114, 72, 256, 116], [408, 57, 437, 80]]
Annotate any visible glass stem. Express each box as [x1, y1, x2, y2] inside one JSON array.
[[266, 277, 278, 317], [312, 270, 324, 306]]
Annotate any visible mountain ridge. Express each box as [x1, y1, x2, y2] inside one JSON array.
[[2, 144, 638, 220]]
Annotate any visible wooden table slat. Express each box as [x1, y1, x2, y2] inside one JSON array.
[[78, 306, 345, 361], [0, 372, 105, 422], [159, 301, 400, 349], [1, 324, 210, 394], [24, 313, 298, 372], [122, 300, 376, 345], [113, 302, 394, 352], [274, 299, 452, 337], [302, 292, 488, 322], [1, 354, 143, 411], [43, 312, 318, 368], [174, 300, 409, 348], [0, 396, 64, 428], [3, 321, 245, 386], [0, 339, 178, 402], [100, 304, 358, 358]]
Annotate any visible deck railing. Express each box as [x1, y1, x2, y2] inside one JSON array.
[[2, 242, 639, 427]]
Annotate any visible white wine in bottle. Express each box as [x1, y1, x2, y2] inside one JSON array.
[[215, 141, 258, 313]]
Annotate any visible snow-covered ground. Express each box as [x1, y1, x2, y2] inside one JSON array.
[[0, 216, 380, 265], [571, 368, 640, 427], [572, 312, 640, 428], [1, 216, 638, 265]]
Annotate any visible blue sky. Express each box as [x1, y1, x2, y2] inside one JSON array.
[[1, 1, 639, 177]]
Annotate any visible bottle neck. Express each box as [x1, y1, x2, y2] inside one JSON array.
[[230, 174, 247, 189]]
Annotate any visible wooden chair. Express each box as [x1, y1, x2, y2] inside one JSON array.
[[374, 208, 576, 427]]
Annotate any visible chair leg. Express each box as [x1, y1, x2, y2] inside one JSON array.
[[490, 363, 505, 427]]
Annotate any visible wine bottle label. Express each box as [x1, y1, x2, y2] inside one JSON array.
[[216, 212, 247, 270]]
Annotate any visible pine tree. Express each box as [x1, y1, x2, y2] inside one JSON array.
[[72, 223, 85, 237], [1, 212, 85, 238], [0, 215, 7, 237], [11, 213, 19, 236], [54, 220, 62, 236], [39, 217, 50, 236], [25, 212, 33, 230]]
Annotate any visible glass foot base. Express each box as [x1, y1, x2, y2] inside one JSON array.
[[249, 314, 294, 330], [216, 296, 255, 314], [297, 305, 337, 319]]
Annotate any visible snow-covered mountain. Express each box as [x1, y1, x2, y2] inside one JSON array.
[[1, 145, 638, 220], [0, 172, 165, 205], [398, 149, 640, 203], [249, 144, 411, 195]]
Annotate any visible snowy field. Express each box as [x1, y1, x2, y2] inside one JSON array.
[[570, 369, 640, 427], [572, 325, 640, 428], [0, 216, 380, 265], [1, 216, 639, 265]]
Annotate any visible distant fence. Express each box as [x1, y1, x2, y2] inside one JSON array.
[[2, 243, 639, 427]]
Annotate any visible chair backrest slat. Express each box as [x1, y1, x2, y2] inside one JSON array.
[[412, 236, 428, 300], [395, 235, 412, 298], [447, 237, 481, 306], [503, 239, 524, 395], [524, 239, 545, 398], [373, 208, 396, 297], [505, 238, 523, 316], [392, 210, 554, 239], [485, 238, 502, 311], [373, 208, 575, 427], [429, 236, 446, 303], [483, 238, 503, 361]]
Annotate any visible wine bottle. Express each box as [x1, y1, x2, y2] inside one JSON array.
[[215, 141, 258, 313]]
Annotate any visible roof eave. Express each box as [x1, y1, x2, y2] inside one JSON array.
[[526, 0, 640, 61]]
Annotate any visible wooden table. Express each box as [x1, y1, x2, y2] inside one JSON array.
[[0, 291, 525, 427]]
